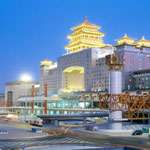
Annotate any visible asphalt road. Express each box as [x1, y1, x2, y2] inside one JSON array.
[[0, 137, 93, 150], [1, 120, 150, 150]]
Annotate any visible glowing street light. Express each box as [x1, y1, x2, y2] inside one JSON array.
[[20, 74, 32, 122], [21, 74, 32, 82]]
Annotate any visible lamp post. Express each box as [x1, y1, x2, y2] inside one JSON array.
[[21, 74, 32, 122]]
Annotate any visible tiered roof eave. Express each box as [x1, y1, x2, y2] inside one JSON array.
[[71, 17, 100, 31], [115, 34, 150, 48], [67, 30, 105, 38]]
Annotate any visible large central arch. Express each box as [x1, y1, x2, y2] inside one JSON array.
[[62, 66, 84, 91]]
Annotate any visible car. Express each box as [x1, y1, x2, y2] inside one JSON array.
[[29, 120, 43, 127], [0, 128, 8, 134], [132, 130, 143, 135]]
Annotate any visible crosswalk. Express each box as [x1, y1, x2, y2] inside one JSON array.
[[0, 137, 92, 149]]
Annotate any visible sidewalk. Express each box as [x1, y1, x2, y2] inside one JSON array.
[[0, 124, 49, 140]]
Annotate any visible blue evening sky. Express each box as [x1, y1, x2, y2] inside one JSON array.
[[0, 0, 150, 93]]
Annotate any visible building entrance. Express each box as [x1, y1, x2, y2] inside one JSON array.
[[62, 66, 84, 91]]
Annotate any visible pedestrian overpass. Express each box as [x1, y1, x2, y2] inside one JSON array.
[[37, 111, 109, 126]]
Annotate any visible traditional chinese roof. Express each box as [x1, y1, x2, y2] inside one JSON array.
[[115, 33, 136, 45], [71, 17, 100, 31], [136, 36, 150, 48], [65, 17, 106, 53], [40, 59, 52, 67]]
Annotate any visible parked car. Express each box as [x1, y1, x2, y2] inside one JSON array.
[[0, 128, 8, 134], [132, 130, 143, 135], [29, 120, 43, 127]]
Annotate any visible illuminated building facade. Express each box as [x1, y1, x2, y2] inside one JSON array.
[[40, 47, 113, 94], [5, 17, 150, 116], [40, 19, 150, 94], [40, 17, 113, 94]]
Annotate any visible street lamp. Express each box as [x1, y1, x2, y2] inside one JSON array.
[[20, 74, 32, 122]]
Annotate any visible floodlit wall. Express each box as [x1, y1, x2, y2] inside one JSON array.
[[63, 67, 84, 90]]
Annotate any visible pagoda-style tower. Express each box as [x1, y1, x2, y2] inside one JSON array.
[[115, 33, 136, 46], [136, 36, 150, 48], [65, 17, 106, 53], [40, 59, 52, 67]]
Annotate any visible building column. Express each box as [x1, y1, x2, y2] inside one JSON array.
[[31, 101, 34, 113], [109, 71, 122, 130], [105, 53, 125, 131]]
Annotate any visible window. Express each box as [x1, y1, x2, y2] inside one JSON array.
[[7, 91, 13, 101]]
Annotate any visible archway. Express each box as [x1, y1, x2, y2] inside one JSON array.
[[62, 66, 84, 91]]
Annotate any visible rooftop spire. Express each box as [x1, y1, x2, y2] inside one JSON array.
[[84, 16, 88, 23], [124, 33, 128, 38], [141, 36, 146, 41]]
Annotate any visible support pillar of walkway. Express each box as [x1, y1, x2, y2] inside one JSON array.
[[106, 52, 125, 131], [109, 70, 122, 130], [83, 118, 87, 126], [54, 120, 59, 126]]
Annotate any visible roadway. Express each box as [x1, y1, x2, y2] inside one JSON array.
[[0, 120, 150, 149]]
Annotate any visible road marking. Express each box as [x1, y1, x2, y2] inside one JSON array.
[[0, 137, 91, 149]]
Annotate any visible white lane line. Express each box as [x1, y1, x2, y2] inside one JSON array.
[[28, 141, 37, 145], [67, 139, 80, 143], [58, 139, 70, 143], [6, 143, 17, 146], [41, 140, 51, 144]]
